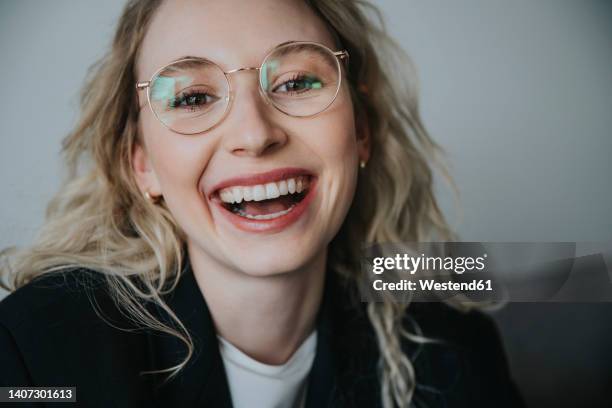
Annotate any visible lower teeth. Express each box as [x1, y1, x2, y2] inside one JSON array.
[[233, 204, 296, 220]]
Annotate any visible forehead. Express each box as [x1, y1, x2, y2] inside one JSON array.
[[137, 0, 337, 79]]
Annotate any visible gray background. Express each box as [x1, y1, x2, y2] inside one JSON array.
[[1, 1, 611, 406]]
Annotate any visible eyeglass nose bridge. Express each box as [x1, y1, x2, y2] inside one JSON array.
[[225, 66, 260, 75], [222, 66, 274, 111], [223, 66, 264, 100], [223, 66, 263, 100]]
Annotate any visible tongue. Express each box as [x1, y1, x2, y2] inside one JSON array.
[[242, 195, 296, 216]]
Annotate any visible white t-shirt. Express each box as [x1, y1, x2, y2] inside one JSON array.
[[217, 330, 317, 408]]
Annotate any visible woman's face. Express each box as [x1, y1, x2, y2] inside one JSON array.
[[134, 0, 367, 276]]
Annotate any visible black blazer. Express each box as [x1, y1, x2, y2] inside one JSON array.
[[0, 261, 525, 407]]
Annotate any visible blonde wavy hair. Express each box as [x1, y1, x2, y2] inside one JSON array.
[[1, 1, 454, 406]]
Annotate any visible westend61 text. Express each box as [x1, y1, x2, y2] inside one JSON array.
[[373, 279, 493, 292]]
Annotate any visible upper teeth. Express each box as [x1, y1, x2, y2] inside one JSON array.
[[218, 176, 309, 204]]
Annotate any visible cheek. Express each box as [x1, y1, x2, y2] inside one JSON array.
[[303, 95, 360, 241], [141, 120, 216, 228], [305, 88, 359, 169], [143, 123, 207, 186]]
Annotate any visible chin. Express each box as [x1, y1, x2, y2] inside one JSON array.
[[226, 235, 325, 278]]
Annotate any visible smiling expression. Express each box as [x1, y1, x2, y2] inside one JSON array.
[[133, 0, 368, 277]]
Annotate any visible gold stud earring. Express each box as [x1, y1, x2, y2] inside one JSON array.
[[360, 160, 367, 169], [144, 191, 161, 204]]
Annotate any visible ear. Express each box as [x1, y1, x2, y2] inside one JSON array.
[[132, 142, 162, 198]]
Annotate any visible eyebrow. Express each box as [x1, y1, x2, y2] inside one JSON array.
[[170, 55, 209, 63], [159, 41, 335, 74], [166, 41, 306, 65], [170, 43, 321, 64], [163, 55, 233, 73]]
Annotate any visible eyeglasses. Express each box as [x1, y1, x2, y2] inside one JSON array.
[[136, 41, 349, 135]]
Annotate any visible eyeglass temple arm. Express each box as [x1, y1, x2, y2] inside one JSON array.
[[334, 50, 349, 60], [136, 81, 150, 90], [135, 82, 151, 111], [334, 50, 349, 68]]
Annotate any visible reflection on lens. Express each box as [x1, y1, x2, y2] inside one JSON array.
[[261, 43, 341, 117], [148, 59, 229, 135]]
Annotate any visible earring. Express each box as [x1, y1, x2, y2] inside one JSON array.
[[360, 160, 367, 169], [144, 191, 161, 204]]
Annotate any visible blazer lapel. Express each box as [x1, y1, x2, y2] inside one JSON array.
[[305, 270, 382, 408], [303, 289, 336, 408], [148, 259, 232, 407]]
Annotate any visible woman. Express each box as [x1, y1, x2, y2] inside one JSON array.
[[0, 0, 524, 407]]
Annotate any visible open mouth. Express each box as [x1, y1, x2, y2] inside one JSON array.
[[215, 175, 312, 221]]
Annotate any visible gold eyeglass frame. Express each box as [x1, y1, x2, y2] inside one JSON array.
[[135, 41, 350, 135]]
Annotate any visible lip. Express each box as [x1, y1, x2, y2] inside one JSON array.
[[207, 167, 315, 198], [206, 167, 318, 234]]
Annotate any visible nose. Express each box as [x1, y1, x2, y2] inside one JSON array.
[[221, 73, 287, 157]]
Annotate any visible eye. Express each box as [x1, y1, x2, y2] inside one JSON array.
[[272, 74, 323, 94], [168, 90, 219, 111]]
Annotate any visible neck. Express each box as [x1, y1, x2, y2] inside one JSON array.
[[187, 240, 326, 365]]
